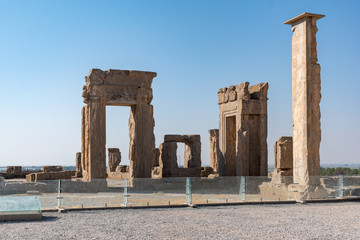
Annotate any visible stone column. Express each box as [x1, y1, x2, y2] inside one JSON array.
[[75, 152, 82, 177], [183, 136, 201, 169], [285, 13, 324, 185], [129, 103, 156, 178], [88, 96, 107, 180], [159, 142, 179, 177], [209, 129, 221, 173]]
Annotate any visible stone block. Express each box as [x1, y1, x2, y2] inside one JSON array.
[[6, 166, 22, 174], [75, 152, 82, 177], [43, 166, 63, 172], [200, 167, 214, 177], [274, 136, 293, 170], [108, 148, 121, 172], [178, 168, 201, 177]]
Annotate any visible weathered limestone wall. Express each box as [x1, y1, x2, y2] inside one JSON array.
[[218, 82, 268, 176], [6, 166, 22, 174], [209, 129, 222, 174], [272, 137, 293, 184], [274, 137, 293, 170], [159, 142, 178, 177], [43, 166, 63, 172], [75, 152, 82, 177], [285, 13, 324, 186], [108, 148, 121, 172], [81, 69, 157, 180], [26, 171, 73, 182], [164, 135, 201, 168], [152, 135, 202, 178]]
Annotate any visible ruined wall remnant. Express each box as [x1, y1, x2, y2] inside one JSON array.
[[272, 137, 293, 184], [208, 129, 222, 174], [43, 166, 63, 172], [274, 137, 293, 171], [81, 69, 157, 180], [164, 135, 201, 168], [108, 148, 121, 172], [157, 142, 178, 178], [26, 171, 73, 182], [285, 13, 324, 186], [217, 82, 268, 176], [6, 166, 22, 174], [152, 134, 201, 178], [75, 152, 82, 177]]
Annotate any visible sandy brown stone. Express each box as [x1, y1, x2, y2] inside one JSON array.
[[26, 171, 72, 182], [274, 136, 293, 170], [108, 148, 121, 172], [164, 134, 201, 169], [157, 142, 179, 178], [200, 167, 214, 177], [75, 152, 82, 177], [208, 129, 222, 174], [218, 82, 268, 176], [285, 13, 324, 186], [6, 166, 22, 174], [81, 69, 157, 180], [43, 166, 63, 172]]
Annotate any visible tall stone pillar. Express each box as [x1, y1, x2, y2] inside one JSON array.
[[285, 13, 324, 186], [209, 129, 222, 174], [75, 152, 82, 177], [87, 96, 107, 180], [129, 103, 156, 178]]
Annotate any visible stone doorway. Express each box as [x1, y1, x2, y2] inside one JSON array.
[[81, 69, 157, 181], [225, 115, 236, 176]]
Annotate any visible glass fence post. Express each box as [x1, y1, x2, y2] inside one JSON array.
[[186, 177, 192, 205], [338, 175, 344, 198], [56, 179, 63, 210], [239, 176, 246, 201], [123, 178, 129, 206]]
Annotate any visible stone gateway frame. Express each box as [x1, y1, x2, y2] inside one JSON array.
[[217, 82, 268, 176], [81, 69, 157, 181]]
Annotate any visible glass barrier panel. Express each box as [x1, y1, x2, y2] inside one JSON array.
[[128, 177, 187, 206]]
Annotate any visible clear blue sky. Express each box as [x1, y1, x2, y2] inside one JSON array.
[[0, 0, 359, 167]]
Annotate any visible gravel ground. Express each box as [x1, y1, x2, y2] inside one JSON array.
[[1, 202, 360, 240]]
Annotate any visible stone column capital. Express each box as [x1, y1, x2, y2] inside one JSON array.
[[284, 12, 325, 26]]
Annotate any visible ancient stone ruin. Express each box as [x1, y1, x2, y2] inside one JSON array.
[[260, 13, 326, 199], [108, 148, 121, 172], [208, 129, 221, 175], [214, 82, 269, 176], [26, 166, 73, 182], [152, 135, 201, 178], [284, 13, 325, 194], [75, 152, 82, 177], [6, 166, 22, 174], [81, 69, 157, 180], [271, 136, 293, 184]]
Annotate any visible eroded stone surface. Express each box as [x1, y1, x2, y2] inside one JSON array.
[[285, 13, 324, 186], [152, 135, 202, 178], [6, 166, 22, 174], [209, 129, 222, 174], [43, 166, 63, 172], [81, 69, 156, 180], [75, 152, 82, 177], [218, 82, 268, 176], [26, 171, 73, 182], [108, 148, 121, 172], [274, 136, 293, 170]]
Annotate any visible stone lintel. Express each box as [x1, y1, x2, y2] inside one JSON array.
[[86, 69, 157, 87], [164, 134, 200, 143], [284, 12, 325, 25]]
